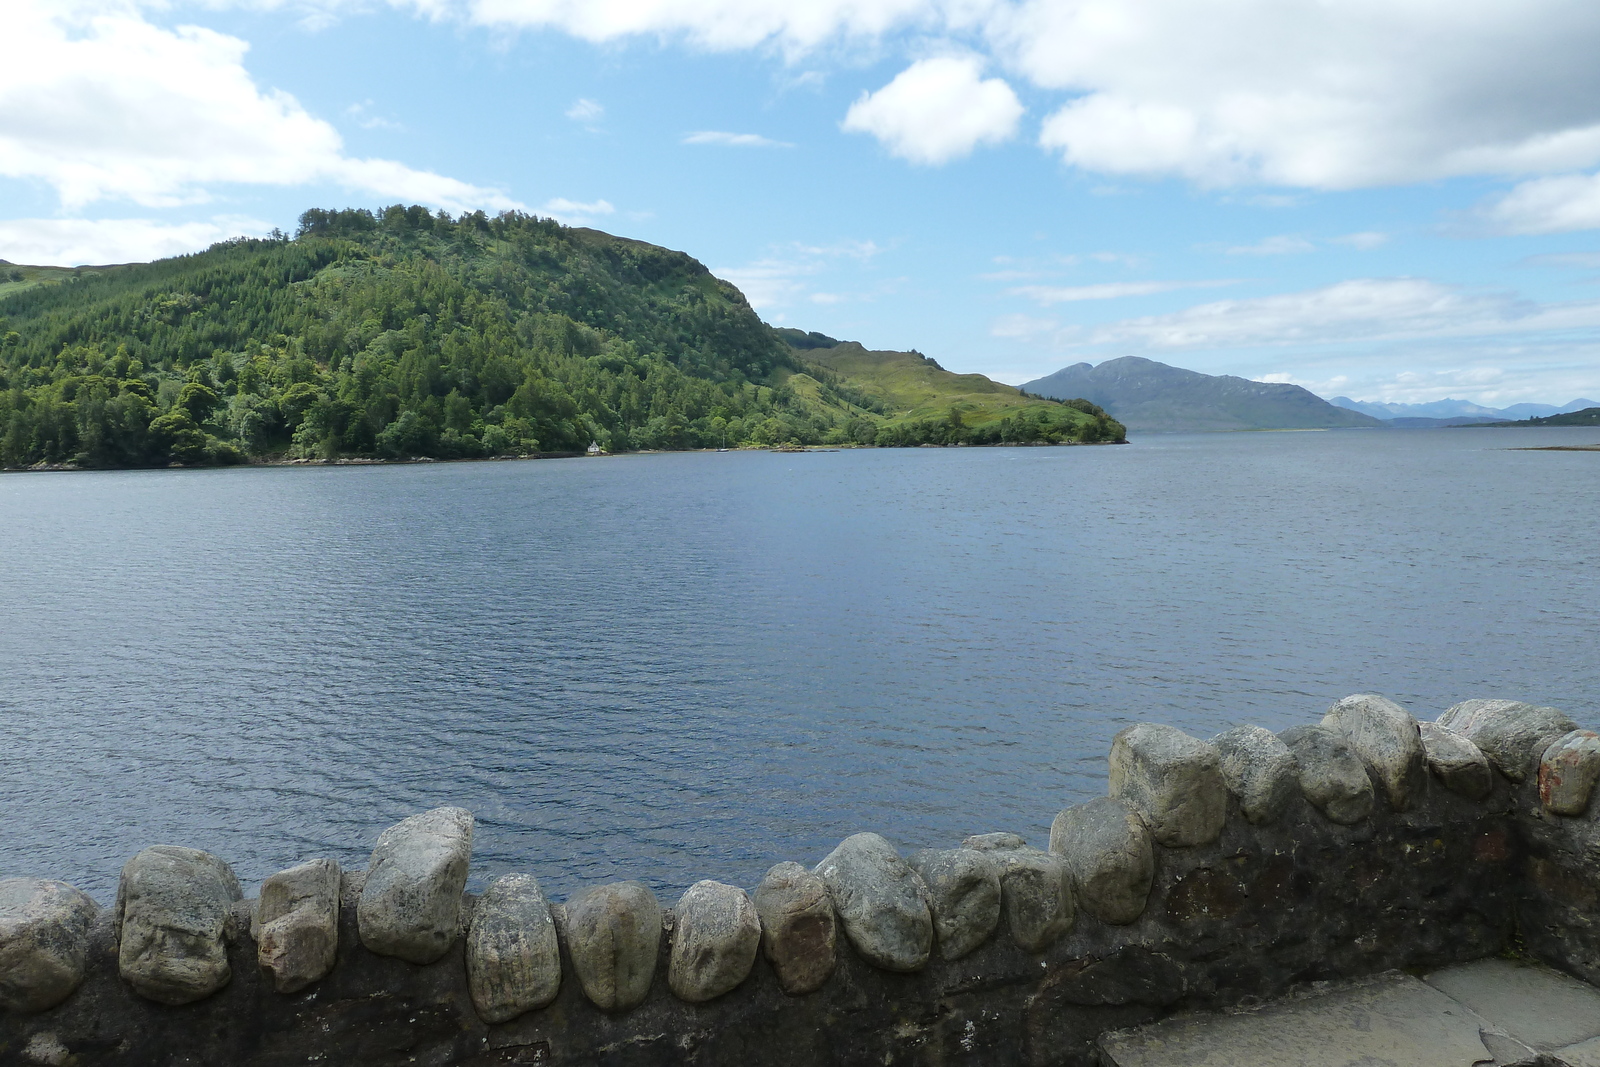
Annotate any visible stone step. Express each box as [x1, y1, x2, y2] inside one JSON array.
[[1099, 959, 1600, 1067]]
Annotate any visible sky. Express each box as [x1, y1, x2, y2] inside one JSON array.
[[4, 1, 1600, 405]]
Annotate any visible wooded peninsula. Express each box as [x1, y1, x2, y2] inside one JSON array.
[[0, 207, 1123, 469]]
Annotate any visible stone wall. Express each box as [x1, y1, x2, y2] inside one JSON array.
[[3, 694, 1597, 1067]]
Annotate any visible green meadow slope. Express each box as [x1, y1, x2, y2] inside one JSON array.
[[0, 262, 92, 300], [779, 330, 1125, 446], [0, 208, 1121, 468]]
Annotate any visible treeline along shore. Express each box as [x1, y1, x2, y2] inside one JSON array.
[[0, 207, 1123, 470]]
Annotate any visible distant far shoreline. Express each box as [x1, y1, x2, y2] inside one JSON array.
[[1, 438, 1126, 474], [1509, 444, 1600, 452]]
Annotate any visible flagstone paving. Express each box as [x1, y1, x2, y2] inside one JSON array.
[[1100, 959, 1600, 1067]]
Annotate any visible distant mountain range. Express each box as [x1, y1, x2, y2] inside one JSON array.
[[1021, 356, 1597, 433], [1022, 357, 1380, 432], [1329, 396, 1600, 423]]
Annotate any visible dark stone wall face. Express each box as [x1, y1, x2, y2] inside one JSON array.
[[1511, 775, 1600, 986], [1, 768, 1537, 1067]]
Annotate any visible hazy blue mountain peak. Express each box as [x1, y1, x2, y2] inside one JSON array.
[[1330, 395, 1600, 421], [1023, 357, 1379, 432]]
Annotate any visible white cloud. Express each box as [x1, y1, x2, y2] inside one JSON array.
[[1011, 279, 1234, 304], [714, 238, 885, 311], [345, 100, 405, 131], [181, 1, 1600, 205], [1085, 278, 1600, 350], [682, 130, 794, 148], [1086, 251, 1145, 266], [842, 55, 1022, 165], [1332, 231, 1390, 249], [990, 312, 1060, 339], [0, 0, 520, 213], [984, 251, 1145, 280], [565, 97, 604, 122], [1225, 235, 1314, 256], [0, 215, 273, 266], [1011, 0, 1600, 190], [1480, 172, 1600, 235], [714, 258, 809, 310], [1248, 361, 1600, 409], [1523, 251, 1600, 270], [539, 197, 615, 224], [792, 239, 884, 260], [420, 0, 947, 53]]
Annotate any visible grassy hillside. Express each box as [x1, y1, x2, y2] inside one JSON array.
[[778, 330, 1124, 445], [0, 209, 1120, 469], [0, 262, 93, 300]]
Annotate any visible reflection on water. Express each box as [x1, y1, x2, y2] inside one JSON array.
[[1, 428, 1596, 901]]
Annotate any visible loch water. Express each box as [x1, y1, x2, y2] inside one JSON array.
[[2, 427, 1597, 901]]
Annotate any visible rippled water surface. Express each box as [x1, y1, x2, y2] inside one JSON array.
[[3, 428, 1597, 901]]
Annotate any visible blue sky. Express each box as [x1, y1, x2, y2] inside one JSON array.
[[4, 1, 1600, 406]]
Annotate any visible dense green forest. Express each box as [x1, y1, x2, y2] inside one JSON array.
[[0, 206, 1120, 468]]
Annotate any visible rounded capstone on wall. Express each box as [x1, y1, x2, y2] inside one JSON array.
[[466, 873, 562, 1023], [752, 861, 838, 995], [813, 833, 933, 973], [1109, 724, 1228, 848], [0, 878, 100, 1013], [667, 880, 761, 1003], [357, 807, 474, 966], [907, 848, 1001, 961], [563, 881, 662, 1012]]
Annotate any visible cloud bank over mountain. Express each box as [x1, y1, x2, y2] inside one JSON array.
[[410, 0, 1600, 228]]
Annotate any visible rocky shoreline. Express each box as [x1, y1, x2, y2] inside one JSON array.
[[4, 694, 1599, 1065]]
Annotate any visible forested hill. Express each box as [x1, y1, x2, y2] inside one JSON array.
[[0, 207, 1115, 468]]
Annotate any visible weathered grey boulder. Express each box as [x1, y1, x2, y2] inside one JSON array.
[[813, 833, 932, 973], [116, 846, 242, 1005], [1418, 722, 1494, 800], [0, 878, 99, 1012], [1212, 726, 1298, 824], [668, 880, 761, 1003], [1439, 699, 1579, 782], [357, 807, 473, 965], [990, 846, 1075, 952], [255, 858, 340, 994], [1050, 797, 1154, 925], [1279, 725, 1375, 824], [466, 873, 561, 1023], [752, 862, 836, 996], [1539, 731, 1600, 816], [962, 832, 1028, 851], [1109, 724, 1228, 847], [907, 848, 1001, 960], [563, 881, 661, 1012], [1323, 694, 1427, 810]]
